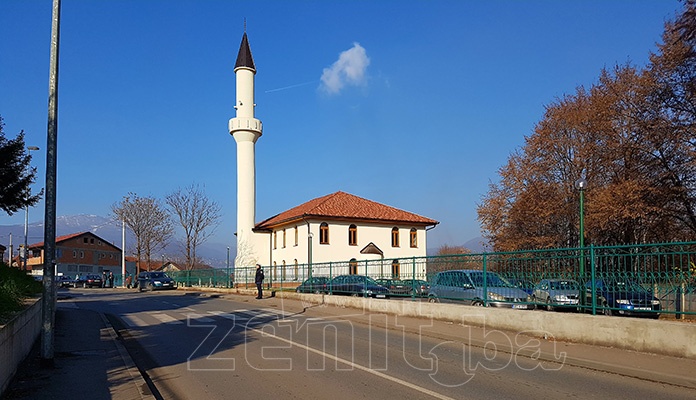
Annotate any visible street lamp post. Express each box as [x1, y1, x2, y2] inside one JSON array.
[[226, 246, 230, 288], [308, 232, 313, 281], [575, 178, 587, 277], [23, 146, 40, 271]]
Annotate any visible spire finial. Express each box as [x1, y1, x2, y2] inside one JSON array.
[[244, 18, 247, 33]]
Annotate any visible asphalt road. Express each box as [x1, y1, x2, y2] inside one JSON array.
[[63, 289, 696, 400]]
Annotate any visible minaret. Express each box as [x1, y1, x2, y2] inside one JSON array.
[[229, 31, 263, 267]]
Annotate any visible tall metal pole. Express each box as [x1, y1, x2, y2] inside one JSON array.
[[41, 0, 61, 367], [575, 178, 587, 278], [579, 187, 585, 277], [226, 246, 230, 288], [121, 219, 126, 286]]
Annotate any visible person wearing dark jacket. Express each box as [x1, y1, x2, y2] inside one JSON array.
[[255, 264, 265, 299]]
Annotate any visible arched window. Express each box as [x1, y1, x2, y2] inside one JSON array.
[[273, 231, 277, 249], [391, 260, 400, 278], [320, 222, 329, 244], [294, 226, 298, 246], [348, 224, 357, 246], [282, 260, 286, 280], [391, 227, 400, 247], [349, 258, 358, 275], [272, 261, 277, 280], [410, 228, 418, 248], [294, 259, 299, 280], [282, 229, 287, 248]]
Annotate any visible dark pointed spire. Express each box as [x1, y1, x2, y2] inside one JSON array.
[[235, 32, 256, 72]]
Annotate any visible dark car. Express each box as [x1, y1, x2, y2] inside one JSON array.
[[56, 275, 76, 288], [428, 270, 533, 309], [375, 278, 410, 295], [326, 275, 389, 298], [586, 278, 661, 318], [296, 277, 330, 293], [401, 279, 430, 297], [136, 271, 176, 291], [76, 274, 103, 288]]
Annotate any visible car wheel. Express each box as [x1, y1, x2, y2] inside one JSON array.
[[546, 297, 554, 312], [603, 303, 613, 316], [350, 292, 360, 297], [472, 300, 485, 307], [531, 295, 538, 309], [313, 289, 322, 294], [428, 296, 439, 303], [148, 283, 154, 292]]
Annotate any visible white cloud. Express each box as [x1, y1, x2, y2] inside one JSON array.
[[319, 43, 370, 95]]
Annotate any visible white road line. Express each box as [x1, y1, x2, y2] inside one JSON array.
[[122, 315, 147, 327], [150, 313, 183, 324], [187, 313, 215, 323], [252, 328, 457, 400]]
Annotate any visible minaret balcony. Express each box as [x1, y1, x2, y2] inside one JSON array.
[[229, 117, 263, 136]]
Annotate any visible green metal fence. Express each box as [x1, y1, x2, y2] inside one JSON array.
[[165, 241, 696, 318]]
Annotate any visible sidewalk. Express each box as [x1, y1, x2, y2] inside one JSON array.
[[2, 301, 153, 400]]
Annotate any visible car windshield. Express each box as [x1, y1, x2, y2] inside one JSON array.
[[468, 272, 512, 288], [150, 272, 168, 279], [602, 280, 649, 293], [550, 280, 579, 290]]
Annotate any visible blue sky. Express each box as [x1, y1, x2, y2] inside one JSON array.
[[0, 0, 684, 252]]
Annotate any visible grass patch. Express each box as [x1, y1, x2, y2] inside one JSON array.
[[0, 263, 42, 323]]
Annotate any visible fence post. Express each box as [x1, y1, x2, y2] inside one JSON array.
[[677, 282, 685, 320], [483, 253, 488, 306], [590, 245, 596, 315]]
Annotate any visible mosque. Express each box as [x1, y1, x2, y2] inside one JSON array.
[[229, 31, 438, 280]]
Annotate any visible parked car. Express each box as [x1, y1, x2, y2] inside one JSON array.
[[375, 278, 411, 295], [586, 278, 661, 318], [401, 279, 431, 296], [532, 279, 582, 311], [296, 277, 330, 293], [56, 275, 76, 288], [326, 275, 389, 298], [428, 269, 533, 309], [76, 274, 103, 288], [136, 271, 176, 291]]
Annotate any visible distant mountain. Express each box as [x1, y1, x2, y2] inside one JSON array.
[[0, 214, 233, 268], [426, 236, 490, 256]]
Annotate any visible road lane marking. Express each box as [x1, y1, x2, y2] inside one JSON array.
[[150, 313, 184, 324], [122, 314, 147, 327], [252, 327, 458, 400]]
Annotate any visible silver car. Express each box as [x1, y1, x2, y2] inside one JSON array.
[[532, 279, 582, 311], [428, 270, 533, 309]]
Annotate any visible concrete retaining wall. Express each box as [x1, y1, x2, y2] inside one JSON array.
[[0, 298, 42, 396]]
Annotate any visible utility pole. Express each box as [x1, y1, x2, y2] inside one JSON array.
[[41, 0, 61, 367]]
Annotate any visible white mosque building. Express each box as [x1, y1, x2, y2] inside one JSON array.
[[229, 32, 438, 281]]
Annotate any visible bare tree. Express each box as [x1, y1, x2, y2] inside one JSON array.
[[165, 184, 221, 271], [112, 193, 173, 273]]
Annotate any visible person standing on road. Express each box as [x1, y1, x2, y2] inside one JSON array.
[[255, 264, 265, 299], [108, 271, 114, 288]]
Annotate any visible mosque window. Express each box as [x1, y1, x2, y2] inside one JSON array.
[[348, 224, 357, 246], [320, 222, 329, 244], [391, 227, 400, 247], [410, 228, 418, 248]]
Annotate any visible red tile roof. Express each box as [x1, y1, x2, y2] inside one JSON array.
[[255, 191, 438, 230]]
